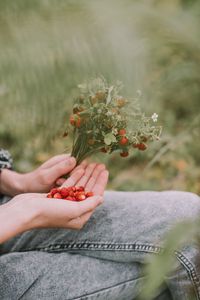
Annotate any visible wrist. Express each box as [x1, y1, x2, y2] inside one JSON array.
[[0, 169, 26, 196], [0, 198, 37, 243]]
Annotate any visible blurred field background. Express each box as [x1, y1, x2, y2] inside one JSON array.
[[0, 0, 200, 193]]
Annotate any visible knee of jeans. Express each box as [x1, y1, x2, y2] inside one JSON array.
[[163, 191, 200, 221]]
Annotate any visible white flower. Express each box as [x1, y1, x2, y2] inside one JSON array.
[[151, 113, 158, 122]]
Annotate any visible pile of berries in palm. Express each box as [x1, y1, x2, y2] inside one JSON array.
[[47, 186, 94, 201], [63, 77, 162, 164]]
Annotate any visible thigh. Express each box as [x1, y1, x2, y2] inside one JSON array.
[[2, 191, 200, 258], [0, 250, 144, 300]]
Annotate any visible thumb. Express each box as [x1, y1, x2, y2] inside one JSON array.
[[44, 157, 76, 183]]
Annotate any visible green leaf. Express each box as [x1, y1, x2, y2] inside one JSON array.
[[104, 133, 117, 145]]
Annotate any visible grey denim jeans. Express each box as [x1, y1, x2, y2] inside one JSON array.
[[0, 190, 200, 300]]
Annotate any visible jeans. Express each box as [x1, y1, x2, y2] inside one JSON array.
[[0, 191, 200, 300]]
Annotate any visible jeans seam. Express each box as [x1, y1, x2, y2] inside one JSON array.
[[68, 276, 143, 300], [20, 241, 200, 299], [175, 250, 200, 299], [22, 242, 162, 253]]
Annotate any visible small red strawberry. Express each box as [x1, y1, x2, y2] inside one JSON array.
[[86, 192, 94, 197], [50, 188, 59, 196], [118, 129, 126, 136], [120, 151, 129, 157], [60, 188, 69, 198], [76, 186, 85, 192], [138, 143, 147, 151], [76, 194, 86, 201], [119, 136, 129, 146], [53, 193, 62, 199]]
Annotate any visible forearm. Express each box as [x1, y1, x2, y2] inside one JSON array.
[[0, 201, 33, 244], [0, 169, 24, 197]]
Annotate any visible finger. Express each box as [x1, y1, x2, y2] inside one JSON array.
[[66, 210, 94, 229], [43, 157, 76, 184], [92, 170, 109, 196], [74, 196, 103, 217], [76, 163, 97, 187], [62, 168, 85, 187], [39, 154, 70, 169], [70, 160, 88, 175], [85, 164, 106, 192], [55, 178, 66, 186]]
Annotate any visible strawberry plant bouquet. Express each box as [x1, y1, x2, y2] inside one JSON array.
[[64, 77, 162, 164]]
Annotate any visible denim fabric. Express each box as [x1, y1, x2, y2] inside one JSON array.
[[0, 190, 200, 300]]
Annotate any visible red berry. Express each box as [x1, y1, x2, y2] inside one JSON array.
[[118, 129, 126, 135], [138, 143, 147, 151], [119, 137, 129, 146], [120, 151, 129, 157], [50, 188, 58, 196], [53, 193, 62, 199], [69, 190, 75, 197], [60, 188, 69, 198], [133, 143, 139, 148], [47, 193, 52, 198], [76, 194, 86, 201], [70, 115, 75, 126], [76, 186, 85, 192], [101, 147, 107, 153], [86, 192, 94, 197]]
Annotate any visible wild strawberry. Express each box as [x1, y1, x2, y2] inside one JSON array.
[[53, 193, 62, 199], [70, 114, 81, 128], [76, 186, 85, 192], [138, 143, 147, 151], [69, 190, 75, 197], [119, 136, 129, 146], [76, 194, 86, 201], [86, 192, 94, 197], [133, 143, 139, 148], [118, 129, 126, 136], [70, 115, 75, 126], [60, 188, 69, 198], [101, 147, 107, 153], [120, 151, 129, 157], [51, 188, 59, 196], [47, 193, 52, 198]]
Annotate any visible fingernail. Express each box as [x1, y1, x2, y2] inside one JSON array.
[[69, 157, 76, 165]]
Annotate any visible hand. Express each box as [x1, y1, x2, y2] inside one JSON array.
[[0, 161, 109, 243], [63, 161, 109, 196], [0, 192, 103, 243], [0, 154, 76, 196]]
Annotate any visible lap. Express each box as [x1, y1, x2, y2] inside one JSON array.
[[2, 190, 200, 257], [1, 190, 199, 299]]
